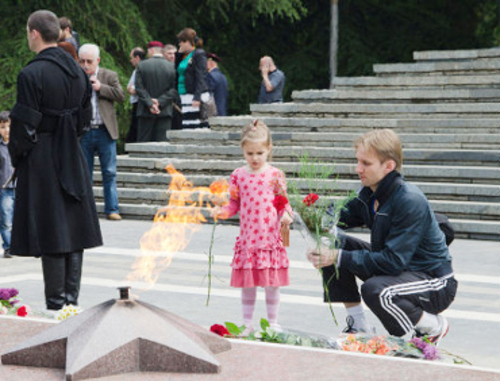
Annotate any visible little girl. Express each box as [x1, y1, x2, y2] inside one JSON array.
[[212, 119, 293, 334]]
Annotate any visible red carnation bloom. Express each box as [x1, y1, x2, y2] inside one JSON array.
[[210, 324, 231, 337], [303, 193, 319, 206], [16, 305, 28, 317], [273, 195, 289, 213]]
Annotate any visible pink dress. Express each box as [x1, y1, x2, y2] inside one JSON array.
[[221, 165, 292, 288]]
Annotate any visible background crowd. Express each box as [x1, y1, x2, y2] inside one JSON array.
[[2, 1, 495, 153]]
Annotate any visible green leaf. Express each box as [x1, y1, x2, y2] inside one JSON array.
[[224, 321, 243, 336], [260, 318, 270, 331]]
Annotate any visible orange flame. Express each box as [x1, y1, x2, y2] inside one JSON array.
[[127, 164, 229, 288]]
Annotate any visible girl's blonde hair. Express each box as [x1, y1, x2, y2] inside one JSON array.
[[240, 119, 272, 148]]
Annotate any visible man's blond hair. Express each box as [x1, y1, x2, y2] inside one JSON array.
[[354, 129, 403, 171]]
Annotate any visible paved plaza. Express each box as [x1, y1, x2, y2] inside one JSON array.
[[1, 218, 499, 372]]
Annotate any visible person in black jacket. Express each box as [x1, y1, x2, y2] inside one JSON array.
[[307, 129, 457, 346], [206, 52, 229, 116], [9, 10, 102, 312], [135, 41, 177, 142], [175, 28, 210, 129]]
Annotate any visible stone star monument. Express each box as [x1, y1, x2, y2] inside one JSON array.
[[1, 287, 231, 380]]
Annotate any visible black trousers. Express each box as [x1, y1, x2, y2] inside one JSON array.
[[321, 235, 458, 336], [125, 103, 138, 143], [137, 117, 171, 142], [41, 251, 83, 310]]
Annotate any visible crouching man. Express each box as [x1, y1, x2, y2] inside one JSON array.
[[307, 129, 457, 345]]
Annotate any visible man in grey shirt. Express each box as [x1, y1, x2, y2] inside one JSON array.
[[257, 56, 285, 104]]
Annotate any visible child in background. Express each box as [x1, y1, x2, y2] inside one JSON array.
[[212, 119, 293, 334], [0, 111, 15, 258]]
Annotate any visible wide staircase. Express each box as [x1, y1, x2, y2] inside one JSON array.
[[94, 47, 500, 241]]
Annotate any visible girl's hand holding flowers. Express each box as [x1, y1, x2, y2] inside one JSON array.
[[210, 206, 222, 218], [307, 245, 339, 269], [210, 206, 229, 220]]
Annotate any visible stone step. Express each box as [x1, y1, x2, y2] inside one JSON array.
[[95, 172, 500, 202], [124, 143, 500, 167], [291, 88, 500, 104], [250, 102, 500, 119], [373, 59, 500, 77], [413, 48, 500, 62], [93, 187, 500, 220], [163, 129, 500, 149], [94, 201, 500, 241], [112, 157, 500, 184], [208, 116, 500, 133], [330, 74, 500, 90]]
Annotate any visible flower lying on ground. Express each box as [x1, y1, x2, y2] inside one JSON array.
[[211, 319, 464, 363], [210, 324, 232, 337], [0, 288, 30, 317], [409, 337, 440, 360], [0, 288, 19, 309], [16, 305, 30, 317], [339, 334, 399, 356], [56, 304, 83, 321]]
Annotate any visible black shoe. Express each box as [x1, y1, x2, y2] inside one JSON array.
[[343, 315, 359, 334], [3, 249, 12, 258], [342, 315, 375, 334]]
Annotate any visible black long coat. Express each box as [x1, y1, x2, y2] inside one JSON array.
[[9, 47, 102, 256]]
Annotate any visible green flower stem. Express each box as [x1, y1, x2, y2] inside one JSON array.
[[206, 219, 218, 306], [315, 223, 338, 326]]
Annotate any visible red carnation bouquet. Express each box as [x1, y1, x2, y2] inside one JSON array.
[[286, 155, 355, 325], [303, 193, 319, 207]]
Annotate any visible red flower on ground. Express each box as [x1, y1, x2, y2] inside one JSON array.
[[273, 195, 289, 213], [303, 193, 319, 206], [210, 324, 231, 337], [16, 305, 28, 317]]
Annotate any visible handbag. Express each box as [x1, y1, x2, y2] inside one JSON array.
[[200, 92, 218, 121]]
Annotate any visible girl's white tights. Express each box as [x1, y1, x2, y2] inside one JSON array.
[[241, 286, 281, 328], [264, 286, 280, 326], [241, 287, 257, 328]]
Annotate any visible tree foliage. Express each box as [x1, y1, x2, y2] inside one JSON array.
[[1, 0, 499, 148]]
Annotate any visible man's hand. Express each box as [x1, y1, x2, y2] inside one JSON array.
[[90, 76, 101, 92], [260, 63, 270, 77], [192, 100, 201, 108], [306, 246, 338, 269], [127, 85, 136, 95], [150, 98, 160, 114]]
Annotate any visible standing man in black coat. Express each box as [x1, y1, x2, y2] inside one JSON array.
[[135, 41, 177, 142], [9, 10, 102, 313], [206, 52, 229, 116]]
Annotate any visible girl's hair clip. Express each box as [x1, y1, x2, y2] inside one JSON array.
[[252, 119, 258, 130]]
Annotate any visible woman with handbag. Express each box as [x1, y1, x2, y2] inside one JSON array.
[[175, 28, 210, 129]]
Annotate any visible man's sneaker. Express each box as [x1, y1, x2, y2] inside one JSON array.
[[3, 249, 12, 258], [426, 315, 449, 346], [342, 315, 358, 333], [415, 315, 449, 346], [342, 315, 376, 334]]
